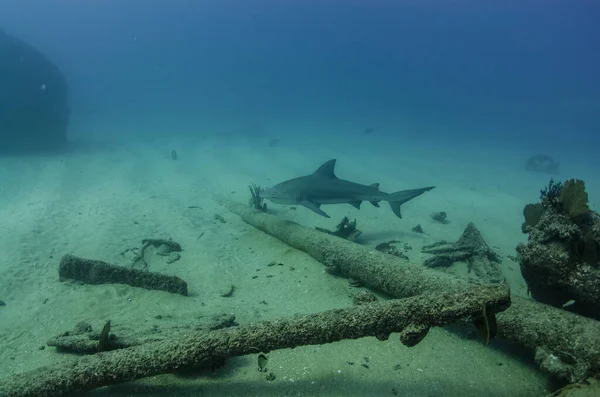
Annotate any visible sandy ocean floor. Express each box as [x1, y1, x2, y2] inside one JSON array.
[[1, 129, 598, 396]]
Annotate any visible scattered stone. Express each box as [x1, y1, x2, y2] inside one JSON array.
[[412, 224, 424, 233], [214, 214, 226, 223], [431, 211, 449, 224]]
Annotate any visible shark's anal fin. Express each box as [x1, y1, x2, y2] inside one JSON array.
[[349, 201, 362, 209], [302, 201, 330, 218]]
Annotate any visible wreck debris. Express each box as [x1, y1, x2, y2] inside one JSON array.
[[375, 241, 409, 260], [0, 285, 509, 397], [421, 222, 504, 284], [59, 254, 188, 296], [222, 200, 600, 382], [315, 217, 362, 241], [46, 321, 128, 354], [518, 178, 600, 320], [122, 238, 183, 269], [46, 314, 238, 355]]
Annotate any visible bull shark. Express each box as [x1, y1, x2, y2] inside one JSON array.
[[261, 159, 435, 218]]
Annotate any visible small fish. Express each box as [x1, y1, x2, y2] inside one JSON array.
[[562, 299, 576, 308], [257, 353, 268, 372]]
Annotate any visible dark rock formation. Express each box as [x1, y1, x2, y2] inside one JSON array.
[[0, 29, 69, 152], [517, 179, 600, 320], [525, 154, 560, 175]]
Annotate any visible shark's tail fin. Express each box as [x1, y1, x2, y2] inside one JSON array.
[[387, 186, 435, 218]]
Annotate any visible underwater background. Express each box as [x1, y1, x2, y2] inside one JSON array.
[[1, 1, 599, 396]]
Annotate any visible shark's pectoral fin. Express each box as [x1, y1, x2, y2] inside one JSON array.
[[370, 201, 380, 207], [302, 201, 330, 218], [349, 200, 362, 209]]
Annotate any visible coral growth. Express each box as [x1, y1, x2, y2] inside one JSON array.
[[560, 179, 589, 218], [248, 184, 267, 212], [518, 177, 600, 320]]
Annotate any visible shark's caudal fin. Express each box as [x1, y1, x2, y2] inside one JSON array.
[[387, 186, 435, 218]]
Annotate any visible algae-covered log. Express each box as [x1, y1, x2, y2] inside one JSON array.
[[59, 254, 188, 296], [0, 286, 509, 397], [222, 200, 600, 382]]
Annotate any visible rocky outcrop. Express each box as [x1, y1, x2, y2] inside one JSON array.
[[518, 179, 600, 320], [0, 29, 69, 152]]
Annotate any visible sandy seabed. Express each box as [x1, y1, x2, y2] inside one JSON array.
[[1, 130, 597, 397]]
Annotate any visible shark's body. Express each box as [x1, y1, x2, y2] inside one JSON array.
[[261, 159, 435, 218]]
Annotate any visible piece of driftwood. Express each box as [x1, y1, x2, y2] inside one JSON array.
[[222, 200, 600, 382], [0, 286, 509, 397], [59, 254, 188, 296], [421, 222, 505, 284]]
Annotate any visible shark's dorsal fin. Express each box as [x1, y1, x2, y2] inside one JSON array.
[[313, 159, 338, 179], [369, 183, 380, 190]]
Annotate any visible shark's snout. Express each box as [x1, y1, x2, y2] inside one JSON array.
[[261, 187, 276, 199], [260, 186, 292, 205]]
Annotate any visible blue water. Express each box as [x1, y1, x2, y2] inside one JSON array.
[[2, 1, 598, 157], [1, 1, 599, 396]]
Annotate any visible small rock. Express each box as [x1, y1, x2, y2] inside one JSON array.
[[412, 224, 424, 233], [214, 214, 226, 223]]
